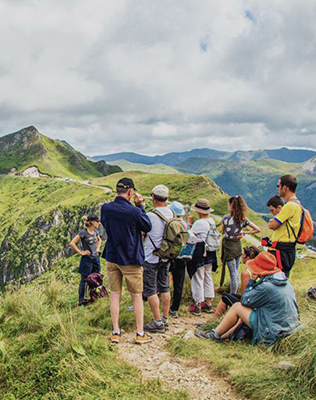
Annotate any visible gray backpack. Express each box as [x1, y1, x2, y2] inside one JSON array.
[[205, 219, 221, 252], [148, 210, 189, 260]]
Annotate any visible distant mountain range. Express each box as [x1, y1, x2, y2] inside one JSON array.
[[92, 147, 316, 165], [96, 151, 316, 219], [0, 126, 121, 180]]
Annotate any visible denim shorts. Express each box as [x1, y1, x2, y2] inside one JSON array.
[[249, 310, 257, 329]]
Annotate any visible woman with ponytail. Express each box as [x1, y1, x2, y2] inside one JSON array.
[[70, 214, 102, 306], [221, 196, 260, 294]]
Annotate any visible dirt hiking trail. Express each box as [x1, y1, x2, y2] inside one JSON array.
[[118, 313, 243, 400]]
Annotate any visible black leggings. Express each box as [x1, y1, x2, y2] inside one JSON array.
[[170, 258, 187, 312], [222, 293, 241, 308]]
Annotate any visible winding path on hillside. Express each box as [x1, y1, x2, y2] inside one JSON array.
[[119, 313, 243, 400]]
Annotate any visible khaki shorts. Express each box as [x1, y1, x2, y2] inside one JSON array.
[[106, 262, 143, 294]]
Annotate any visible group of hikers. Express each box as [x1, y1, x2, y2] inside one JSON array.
[[70, 174, 313, 345]]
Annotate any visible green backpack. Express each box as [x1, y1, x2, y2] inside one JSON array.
[[149, 210, 189, 260]]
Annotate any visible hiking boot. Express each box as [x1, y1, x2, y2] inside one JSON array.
[[135, 332, 153, 345], [194, 328, 222, 341], [111, 331, 121, 343], [188, 303, 201, 316], [77, 299, 89, 307], [201, 302, 213, 314], [169, 309, 179, 318], [144, 320, 165, 333]]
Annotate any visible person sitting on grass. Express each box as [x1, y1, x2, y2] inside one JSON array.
[[70, 215, 102, 306], [212, 246, 260, 318], [195, 251, 299, 345]]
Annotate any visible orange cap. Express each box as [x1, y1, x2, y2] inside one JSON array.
[[246, 251, 281, 276]]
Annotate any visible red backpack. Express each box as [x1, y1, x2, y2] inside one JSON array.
[[288, 199, 314, 244]]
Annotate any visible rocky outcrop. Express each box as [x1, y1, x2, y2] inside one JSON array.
[[0, 205, 106, 286], [303, 156, 316, 175]]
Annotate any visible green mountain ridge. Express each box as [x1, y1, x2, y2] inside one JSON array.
[[176, 157, 316, 219], [0, 126, 121, 180]]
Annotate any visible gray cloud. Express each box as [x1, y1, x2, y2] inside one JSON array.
[[0, 0, 316, 156]]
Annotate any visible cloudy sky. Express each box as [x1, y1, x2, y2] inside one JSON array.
[[0, 0, 315, 156]]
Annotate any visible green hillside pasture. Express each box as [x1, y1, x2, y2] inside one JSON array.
[[107, 159, 181, 175], [0, 257, 188, 399], [91, 171, 269, 237], [91, 171, 229, 216], [38, 134, 105, 180], [0, 177, 110, 243]]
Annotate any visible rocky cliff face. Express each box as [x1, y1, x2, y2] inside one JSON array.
[[303, 156, 316, 175], [0, 204, 106, 286]]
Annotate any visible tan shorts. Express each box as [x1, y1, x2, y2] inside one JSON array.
[[106, 262, 143, 294]]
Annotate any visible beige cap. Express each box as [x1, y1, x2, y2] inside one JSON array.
[[152, 184, 169, 198]]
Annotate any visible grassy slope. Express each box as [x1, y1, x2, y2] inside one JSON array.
[[91, 171, 269, 237], [107, 159, 181, 175], [0, 257, 188, 399], [0, 128, 119, 180], [0, 177, 109, 243], [38, 135, 105, 180]]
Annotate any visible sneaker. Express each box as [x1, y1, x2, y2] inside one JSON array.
[[201, 302, 213, 314], [144, 320, 165, 333], [135, 332, 153, 344], [196, 322, 204, 328], [194, 328, 222, 341], [188, 303, 201, 316], [111, 331, 121, 343], [126, 305, 134, 311], [169, 309, 179, 318], [162, 316, 169, 329]]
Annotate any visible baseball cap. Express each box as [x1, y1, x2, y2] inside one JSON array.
[[116, 178, 136, 191], [152, 184, 169, 198], [87, 214, 100, 222]]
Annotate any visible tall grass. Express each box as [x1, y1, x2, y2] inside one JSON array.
[[0, 258, 188, 399]]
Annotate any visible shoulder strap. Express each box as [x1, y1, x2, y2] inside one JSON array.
[[148, 235, 159, 251], [286, 207, 305, 243], [152, 209, 175, 223]]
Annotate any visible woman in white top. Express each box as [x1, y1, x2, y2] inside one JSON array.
[[187, 199, 218, 316]]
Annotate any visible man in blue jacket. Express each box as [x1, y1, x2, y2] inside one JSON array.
[[101, 178, 152, 344]]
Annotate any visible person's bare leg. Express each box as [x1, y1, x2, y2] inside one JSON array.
[[161, 291, 171, 319], [215, 303, 252, 336], [131, 292, 144, 333], [205, 297, 212, 306], [110, 291, 121, 332], [148, 294, 161, 320], [221, 319, 242, 339], [241, 270, 251, 294], [214, 299, 227, 317]]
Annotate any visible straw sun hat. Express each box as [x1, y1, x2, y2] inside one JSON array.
[[191, 198, 214, 214]]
